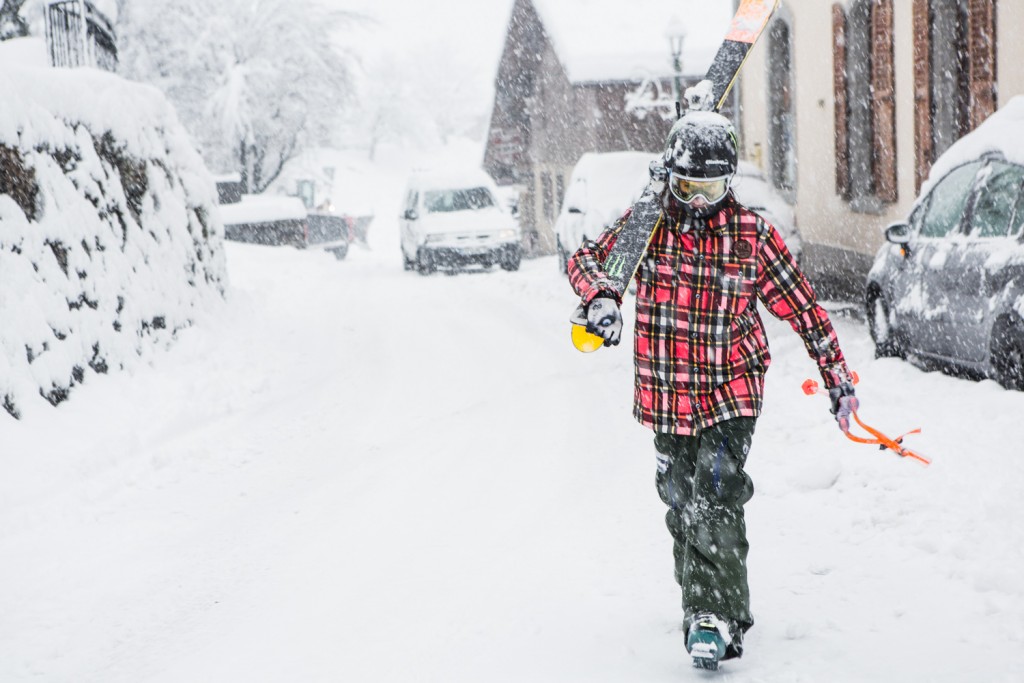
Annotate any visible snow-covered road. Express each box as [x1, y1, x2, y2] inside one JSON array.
[[3, 224, 1024, 682]]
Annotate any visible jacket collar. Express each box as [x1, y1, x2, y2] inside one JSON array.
[[667, 192, 738, 234]]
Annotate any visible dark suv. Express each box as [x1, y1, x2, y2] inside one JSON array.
[[865, 152, 1024, 389]]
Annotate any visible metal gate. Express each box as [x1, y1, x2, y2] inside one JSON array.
[[44, 0, 117, 72]]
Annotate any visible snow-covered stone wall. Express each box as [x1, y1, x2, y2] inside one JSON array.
[[0, 66, 227, 418]]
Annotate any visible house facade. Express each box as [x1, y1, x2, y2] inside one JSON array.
[[484, 0, 733, 255], [738, 0, 1024, 300]]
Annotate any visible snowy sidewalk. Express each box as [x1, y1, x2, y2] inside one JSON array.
[[2, 241, 1023, 682]]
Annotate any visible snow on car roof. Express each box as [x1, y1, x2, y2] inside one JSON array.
[[532, 0, 733, 83], [218, 195, 308, 226], [566, 151, 656, 224], [919, 95, 1024, 203]]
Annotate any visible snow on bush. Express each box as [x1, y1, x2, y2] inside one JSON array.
[[0, 66, 226, 418]]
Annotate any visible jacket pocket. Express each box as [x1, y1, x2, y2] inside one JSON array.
[[712, 263, 754, 316]]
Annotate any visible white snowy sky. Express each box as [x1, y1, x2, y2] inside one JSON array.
[[322, 0, 516, 117]]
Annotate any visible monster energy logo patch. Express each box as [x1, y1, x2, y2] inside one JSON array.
[[607, 254, 628, 279]]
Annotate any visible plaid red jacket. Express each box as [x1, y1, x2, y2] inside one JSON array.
[[569, 195, 852, 435]]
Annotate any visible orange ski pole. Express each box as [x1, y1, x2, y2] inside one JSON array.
[[801, 375, 930, 466]]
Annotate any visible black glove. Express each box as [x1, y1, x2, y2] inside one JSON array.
[[585, 295, 622, 347], [828, 382, 859, 432]]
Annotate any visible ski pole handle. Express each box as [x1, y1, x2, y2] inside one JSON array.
[[801, 371, 859, 396]]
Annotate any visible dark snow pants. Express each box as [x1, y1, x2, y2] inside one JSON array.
[[654, 417, 756, 658]]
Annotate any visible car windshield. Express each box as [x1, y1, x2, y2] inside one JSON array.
[[423, 187, 495, 213]]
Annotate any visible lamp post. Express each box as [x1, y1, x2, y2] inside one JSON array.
[[666, 17, 687, 105]]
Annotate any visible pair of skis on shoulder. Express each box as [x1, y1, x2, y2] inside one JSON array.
[[570, 0, 781, 354]]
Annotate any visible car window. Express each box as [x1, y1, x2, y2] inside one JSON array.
[[563, 179, 587, 214], [908, 202, 926, 233], [970, 162, 1024, 238], [920, 161, 983, 239], [423, 187, 495, 213], [1013, 177, 1024, 238]]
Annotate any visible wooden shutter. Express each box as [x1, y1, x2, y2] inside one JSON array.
[[871, 0, 897, 202], [833, 4, 849, 198], [912, 0, 932, 193], [967, 0, 997, 130]]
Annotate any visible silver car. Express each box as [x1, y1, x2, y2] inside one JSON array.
[[865, 151, 1024, 389]]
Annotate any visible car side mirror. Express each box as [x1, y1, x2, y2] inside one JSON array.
[[403, 209, 418, 221], [885, 222, 911, 245], [567, 206, 583, 214]]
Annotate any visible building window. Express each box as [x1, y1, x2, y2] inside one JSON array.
[[913, 0, 997, 192], [930, 0, 970, 160], [767, 19, 796, 197], [832, 0, 896, 209]]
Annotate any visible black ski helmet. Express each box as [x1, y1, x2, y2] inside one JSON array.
[[662, 111, 738, 217]]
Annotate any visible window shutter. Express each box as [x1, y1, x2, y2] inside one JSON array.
[[832, 4, 849, 198], [912, 0, 932, 193], [967, 0, 997, 130], [871, 0, 897, 202]]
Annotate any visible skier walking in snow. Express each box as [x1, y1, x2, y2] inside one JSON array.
[[567, 110, 858, 669]]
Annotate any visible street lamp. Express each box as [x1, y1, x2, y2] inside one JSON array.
[[666, 16, 687, 104]]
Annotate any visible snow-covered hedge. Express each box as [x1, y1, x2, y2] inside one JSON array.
[[0, 66, 227, 418]]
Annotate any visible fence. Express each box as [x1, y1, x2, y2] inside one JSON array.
[[44, 0, 117, 72]]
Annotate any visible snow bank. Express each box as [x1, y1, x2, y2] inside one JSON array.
[[0, 37, 48, 68], [0, 66, 226, 418]]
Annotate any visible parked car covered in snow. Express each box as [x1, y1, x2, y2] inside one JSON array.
[[865, 97, 1024, 389], [554, 151, 655, 274], [400, 168, 521, 274]]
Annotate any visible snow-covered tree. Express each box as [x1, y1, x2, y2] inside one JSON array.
[[118, 0, 359, 193], [0, 0, 29, 40], [352, 48, 488, 161]]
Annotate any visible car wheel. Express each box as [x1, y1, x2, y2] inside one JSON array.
[[416, 250, 435, 275], [867, 290, 903, 359], [990, 317, 1024, 391], [330, 245, 348, 261], [557, 239, 568, 275], [500, 246, 522, 272]]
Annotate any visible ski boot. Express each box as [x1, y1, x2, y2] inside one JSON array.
[[686, 613, 731, 671]]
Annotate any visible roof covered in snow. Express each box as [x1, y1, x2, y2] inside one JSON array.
[[532, 0, 734, 83]]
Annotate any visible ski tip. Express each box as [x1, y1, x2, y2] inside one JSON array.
[[725, 0, 782, 44]]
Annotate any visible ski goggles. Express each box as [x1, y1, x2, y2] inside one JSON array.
[[669, 172, 732, 206]]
